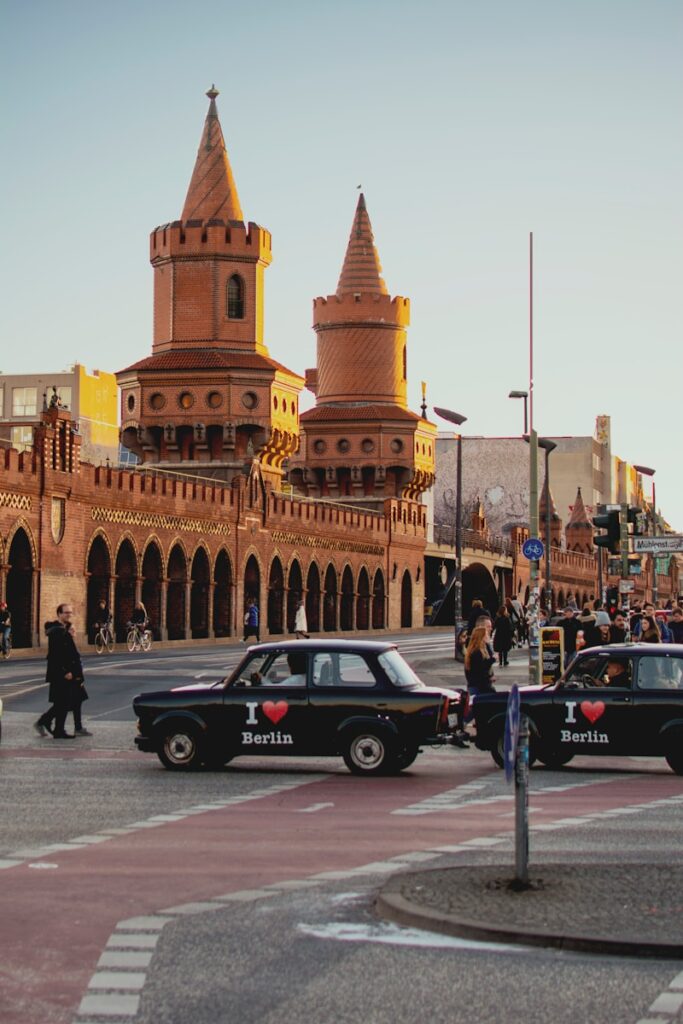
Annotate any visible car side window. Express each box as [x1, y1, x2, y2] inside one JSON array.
[[312, 652, 379, 688], [637, 656, 683, 691], [232, 651, 307, 688]]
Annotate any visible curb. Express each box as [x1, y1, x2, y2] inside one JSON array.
[[376, 871, 683, 959]]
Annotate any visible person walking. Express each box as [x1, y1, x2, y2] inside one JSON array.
[[577, 606, 601, 648], [609, 611, 630, 644], [464, 626, 497, 709], [559, 606, 581, 665], [0, 601, 11, 655], [294, 599, 309, 639], [669, 606, 683, 644], [34, 603, 82, 739], [243, 598, 260, 643], [492, 605, 513, 666]]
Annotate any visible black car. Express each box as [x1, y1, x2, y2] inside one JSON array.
[[473, 643, 683, 775], [133, 640, 461, 775]]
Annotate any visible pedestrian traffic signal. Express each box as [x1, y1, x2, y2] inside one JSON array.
[[606, 586, 619, 616], [592, 509, 620, 554], [627, 506, 646, 535]]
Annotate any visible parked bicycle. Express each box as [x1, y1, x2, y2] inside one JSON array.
[[127, 622, 152, 653], [1, 628, 12, 659], [94, 622, 114, 655]]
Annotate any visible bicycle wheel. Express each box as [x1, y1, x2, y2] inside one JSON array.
[[1, 638, 10, 660], [95, 630, 105, 655], [127, 629, 140, 652], [141, 630, 152, 652], [105, 629, 114, 653]]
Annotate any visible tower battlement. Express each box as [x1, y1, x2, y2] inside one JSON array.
[[150, 220, 272, 264], [313, 292, 409, 328]]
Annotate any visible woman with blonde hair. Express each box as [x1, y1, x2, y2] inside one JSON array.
[[464, 626, 496, 698]]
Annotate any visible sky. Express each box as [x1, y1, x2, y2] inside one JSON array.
[[1, 0, 681, 529]]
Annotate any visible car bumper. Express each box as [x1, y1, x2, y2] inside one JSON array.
[[135, 736, 156, 752]]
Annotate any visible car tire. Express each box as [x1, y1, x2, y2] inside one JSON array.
[[491, 729, 537, 770], [665, 749, 683, 776], [342, 729, 399, 776], [157, 722, 204, 771], [537, 748, 574, 769], [396, 743, 420, 771]]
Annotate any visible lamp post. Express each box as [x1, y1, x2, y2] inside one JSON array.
[[538, 438, 557, 614], [634, 464, 656, 606], [508, 390, 529, 435], [434, 406, 468, 658]]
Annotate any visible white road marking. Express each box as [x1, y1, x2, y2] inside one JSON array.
[[296, 920, 531, 952], [298, 802, 334, 813]]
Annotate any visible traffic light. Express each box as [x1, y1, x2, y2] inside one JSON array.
[[592, 508, 620, 554], [627, 506, 646, 535], [605, 585, 619, 616]]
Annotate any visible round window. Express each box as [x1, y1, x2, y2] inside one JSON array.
[[126, 394, 135, 413], [337, 438, 350, 453], [149, 392, 165, 411], [207, 391, 222, 409], [361, 438, 374, 453], [242, 391, 258, 410], [313, 439, 327, 454], [391, 438, 404, 454], [179, 391, 194, 410]]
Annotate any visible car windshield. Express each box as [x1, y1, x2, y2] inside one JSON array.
[[378, 649, 424, 689]]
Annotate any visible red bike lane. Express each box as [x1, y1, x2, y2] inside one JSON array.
[[1, 760, 681, 1024]]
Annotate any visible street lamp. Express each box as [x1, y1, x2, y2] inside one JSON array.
[[508, 390, 529, 435], [434, 406, 468, 658], [633, 464, 657, 605]]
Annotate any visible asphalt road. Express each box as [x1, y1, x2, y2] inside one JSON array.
[[2, 636, 682, 1024]]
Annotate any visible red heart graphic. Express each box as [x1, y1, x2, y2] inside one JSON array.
[[263, 700, 289, 725], [580, 701, 605, 724]]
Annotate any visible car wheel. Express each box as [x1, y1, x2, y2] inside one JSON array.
[[396, 743, 420, 771], [342, 730, 398, 776], [157, 723, 203, 771], [537, 748, 574, 769], [665, 749, 683, 776]]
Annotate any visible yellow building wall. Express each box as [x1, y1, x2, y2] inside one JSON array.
[[77, 366, 119, 453]]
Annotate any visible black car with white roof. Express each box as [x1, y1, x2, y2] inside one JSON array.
[[473, 643, 683, 775], [133, 639, 462, 775]]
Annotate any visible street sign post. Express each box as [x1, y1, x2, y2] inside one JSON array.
[[522, 537, 545, 561], [633, 535, 683, 555], [504, 684, 520, 785]]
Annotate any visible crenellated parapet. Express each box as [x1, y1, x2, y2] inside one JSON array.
[[313, 292, 409, 329], [150, 219, 272, 266]]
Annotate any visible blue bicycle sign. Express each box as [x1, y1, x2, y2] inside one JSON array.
[[522, 537, 545, 561]]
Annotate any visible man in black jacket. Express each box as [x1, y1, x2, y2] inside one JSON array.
[[34, 604, 80, 739], [558, 607, 581, 666]]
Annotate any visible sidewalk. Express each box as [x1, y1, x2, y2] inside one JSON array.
[[377, 859, 683, 957]]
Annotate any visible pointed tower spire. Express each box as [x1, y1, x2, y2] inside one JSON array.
[[566, 487, 593, 553], [567, 486, 591, 526], [181, 86, 244, 223], [336, 193, 388, 297]]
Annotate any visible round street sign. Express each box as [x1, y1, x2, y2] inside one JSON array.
[[522, 537, 545, 561]]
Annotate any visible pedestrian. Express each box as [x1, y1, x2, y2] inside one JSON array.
[[34, 603, 83, 739], [577, 606, 601, 648], [609, 611, 630, 644], [466, 600, 489, 633], [0, 601, 11, 655], [492, 605, 513, 666], [670, 606, 683, 644], [464, 626, 496, 705], [638, 614, 661, 643], [504, 597, 521, 646], [243, 598, 260, 643], [559, 606, 581, 665], [293, 599, 309, 639]]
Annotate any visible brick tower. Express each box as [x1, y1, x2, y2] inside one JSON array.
[[117, 87, 303, 486], [565, 487, 594, 553], [289, 193, 435, 507]]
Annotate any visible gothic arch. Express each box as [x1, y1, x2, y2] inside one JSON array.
[[114, 537, 137, 641], [356, 566, 370, 631], [113, 532, 139, 573], [6, 525, 34, 648], [286, 558, 303, 633], [372, 568, 385, 629], [243, 552, 261, 626], [5, 517, 37, 568], [305, 561, 321, 634], [400, 569, 412, 628], [141, 540, 163, 640], [190, 546, 211, 639], [84, 529, 114, 577], [86, 533, 112, 640], [166, 543, 188, 640], [340, 564, 354, 631], [323, 563, 338, 632], [268, 556, 285, 635], [213, 548, 233, 638], [166, 536, 190, 570]]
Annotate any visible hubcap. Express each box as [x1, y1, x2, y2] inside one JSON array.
[[166, 733, 195, 764], [351, 734, 384, 769]]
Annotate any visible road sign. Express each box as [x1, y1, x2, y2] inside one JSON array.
[[522, 537, 545, 561], [540, 627, 565, 685], [633, 535, 683, 555], [504, 684, 520, 784], [618, 579, 635, 594]]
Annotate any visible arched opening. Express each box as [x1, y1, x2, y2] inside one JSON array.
[[6, 528, 33, 647], [372, 569, 385, 629], [462, 562, 499, 621], [268, 557, 284, 634], [356, 568, 370, 630], [323, 564, 337, 632], [114, 540, 136, 641], [244, 554, 260, 618], [401, 570, 412, 628], [166, 545, 187, 640], [190, 547, 210, 639], [287, 559, 303, 633], [213, 550, 232, 637], [340, 566, 354, 631], [306, 563, 321, 633], [141, 543, 162, 640], [87, 535, 111, 642], [227, 274, 244, 319], [558, 588, 566, 610]]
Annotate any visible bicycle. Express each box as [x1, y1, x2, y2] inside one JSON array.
[[94, 622, 114, 655], [1, 630, 11, 660], [127, 622, 152, 653]]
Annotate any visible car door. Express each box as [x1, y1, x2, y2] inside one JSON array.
[[222, 649, 310, 755], [551, 652, 636, 757], [307, 650, 383, 752], [632, 653, 683, 755]]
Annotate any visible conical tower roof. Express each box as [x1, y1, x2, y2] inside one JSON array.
[[336, 193, 388, 297], [540, 483, 561, 521], [567, 487, 592, 527], [181, 86, 244, 223]]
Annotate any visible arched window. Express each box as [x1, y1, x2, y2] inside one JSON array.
[[227, 275, 244, 319]]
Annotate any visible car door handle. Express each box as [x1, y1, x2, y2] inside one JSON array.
[[612, 696, 631, 703]]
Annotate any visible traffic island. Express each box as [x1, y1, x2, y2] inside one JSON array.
[[376, 864, 683, 957]]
